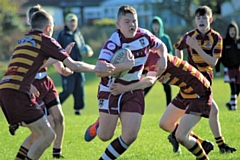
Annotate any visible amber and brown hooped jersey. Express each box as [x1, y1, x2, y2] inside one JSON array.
[[174, 28, 222, 73], [0, 30, 69, 93], [144, 52, 211, 98]]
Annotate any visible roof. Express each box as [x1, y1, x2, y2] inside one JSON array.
[[22, 0, 106, 7]]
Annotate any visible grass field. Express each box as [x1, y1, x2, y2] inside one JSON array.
[[0, 64, 239, 160]]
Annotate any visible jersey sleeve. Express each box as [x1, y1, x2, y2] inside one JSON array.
[[212, 34, 223, 58], [174, 33, 188, 50], [41, 37, 69, 61]]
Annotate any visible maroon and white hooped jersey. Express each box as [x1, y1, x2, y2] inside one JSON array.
[[98, 28, 162, 94]]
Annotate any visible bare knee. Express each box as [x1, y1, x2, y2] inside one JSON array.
[[98, 132, 114, 142], [53, 114, 64, 125], [159, 119, 173, 132]]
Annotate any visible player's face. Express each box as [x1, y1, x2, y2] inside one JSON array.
[[229, 27, 236, 38], [195, 14, 212, 33], [66, 20, 78, 32], [152, 23, 160, 35], [116, 13, 138, 38]]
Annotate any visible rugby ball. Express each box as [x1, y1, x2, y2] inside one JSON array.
[[80, 44, 94, 58], [110, 48, 133, 78]]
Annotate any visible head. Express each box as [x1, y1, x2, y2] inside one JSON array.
[[27, 4, 44, 24], [226, 21, 239, 40], [116, 5, 138, 38], [65, 13, 78, 32], [31, 11, 54, 37], [194, 6, 213, 33]]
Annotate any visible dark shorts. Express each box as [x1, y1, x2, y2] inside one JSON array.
[[99, 90, 145, 115], [33, 76, 60, 110], [228, 67, 240, 84], [0, 89, 44, 125], [171, 91, 212, 118]]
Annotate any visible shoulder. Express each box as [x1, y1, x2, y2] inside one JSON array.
[[210, 29, 222, 39]]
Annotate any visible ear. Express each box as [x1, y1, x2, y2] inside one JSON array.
[[116, 21, 120, 29], [45, 24, 51, 32], [209, 17, 213, 23]]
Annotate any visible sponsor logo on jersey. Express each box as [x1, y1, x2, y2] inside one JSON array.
[[205, 42, 212, 49], [18, 36, 36, 47], [107, 42, 116, 50], [99, 99, 104, 108]]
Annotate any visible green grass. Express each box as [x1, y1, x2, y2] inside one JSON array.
[[0, 64, 240, 160]]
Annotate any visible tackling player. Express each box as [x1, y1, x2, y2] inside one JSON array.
[[0, 11, 114, 160]]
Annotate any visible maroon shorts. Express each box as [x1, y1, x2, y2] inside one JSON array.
[[228, 67, 240, 84], [99, 90, 145, 115], [0, 89, 44, 125], [33, 76, 60, 110], [171, 91, 212, 118]]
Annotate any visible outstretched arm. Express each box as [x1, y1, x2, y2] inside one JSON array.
[[110, 71, 157, 95]]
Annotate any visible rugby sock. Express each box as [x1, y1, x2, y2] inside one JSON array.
[[215, 136, 225, 146], [52, 147, 62, 158], [15, 146, 28, 160], [171, 122, 179, 137], [99, 136, 129, 160], [190, 132, 204, 143], [24, 156, 32, 160], [188, 140, 209, 160]]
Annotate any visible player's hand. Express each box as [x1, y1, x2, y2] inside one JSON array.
[[30, 84, 40, 97], [61, 67, 73, 76], [110, 83, 127, 95], [65, 42, 75, 53], [186, 36, 199, 49], [95, 61, 115, 73], [123, 50, 135, 70]]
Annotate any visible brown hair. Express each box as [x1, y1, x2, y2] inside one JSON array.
[[27, 4, 44, 20], [31, 11, 51, 30], [117, 5, 136, 21], [195, 6, 212, 18]]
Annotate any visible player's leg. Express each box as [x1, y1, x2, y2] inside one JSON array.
[[47, 103, 65, 158], [99, 112, 142, 160], [25, 116, 55, 159], [176, 114, 210, 160], [159, 101, 185, 153], [209, 99, 236, 153], [162, 83, 172, 106]]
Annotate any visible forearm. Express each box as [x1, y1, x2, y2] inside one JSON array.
[[53, 61, 65, 74], [126, 76, 157, 91], [195, 45, 218, 67], [41, 58, 58, 68]]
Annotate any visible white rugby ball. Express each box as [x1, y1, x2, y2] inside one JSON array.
[[80, 44, 94, 58], [110, 48, 133, 78]]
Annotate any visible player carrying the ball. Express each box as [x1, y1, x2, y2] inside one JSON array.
[[84, 5, 168, 159]]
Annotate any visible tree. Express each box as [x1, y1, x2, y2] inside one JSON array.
[[154, 0, 229, 29]]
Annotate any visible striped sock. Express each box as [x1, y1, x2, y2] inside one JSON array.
[[190, 132, 204, 144], [215, 136, 225, 146], [15, 146, 28, 160], [188, 141, 209, 160], [100, 136, 128, 160]]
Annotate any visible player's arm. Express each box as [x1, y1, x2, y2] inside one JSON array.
[[175, 49, 183, 59], [154, 43, 168, 77], [186, 36, 218, 67], [110, 71, 157, 95], [53, 61, 73, 76], [63, 57, 115, 73]]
